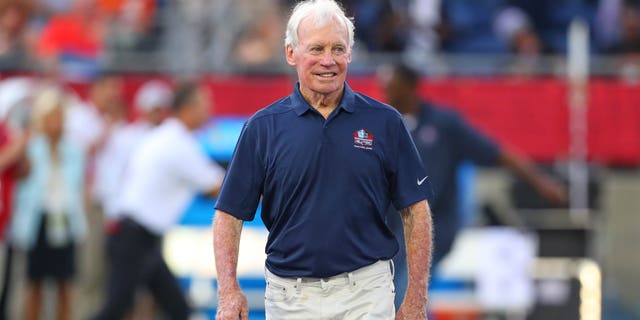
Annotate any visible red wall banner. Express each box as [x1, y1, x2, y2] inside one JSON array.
[[6, 74, 640, 166]]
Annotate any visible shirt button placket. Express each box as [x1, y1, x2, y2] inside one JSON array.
[[320, 118, 329, 145]]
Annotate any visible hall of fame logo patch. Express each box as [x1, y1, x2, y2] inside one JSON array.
[[353, 128, 374, 150]]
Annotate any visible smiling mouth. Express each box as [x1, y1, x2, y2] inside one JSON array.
[[315, 72, 337, 78]]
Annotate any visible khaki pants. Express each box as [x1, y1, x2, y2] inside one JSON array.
[[264, 260, 395, 320]]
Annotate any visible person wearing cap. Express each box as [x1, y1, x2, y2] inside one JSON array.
[[94, 81, 225, 320], [96, 80, 173, 223]]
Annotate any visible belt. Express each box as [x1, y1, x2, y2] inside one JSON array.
[[107, 215, 159, 241], [265, 260, 394, 289]]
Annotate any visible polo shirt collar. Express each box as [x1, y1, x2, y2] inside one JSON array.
[[291, 82, 356, 116]]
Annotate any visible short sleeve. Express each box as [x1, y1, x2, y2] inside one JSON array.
[[215, 119, 265, 221], [389, 116, 431, 210], [450, 113, 501, 166]]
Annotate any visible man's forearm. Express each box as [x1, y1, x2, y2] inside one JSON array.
[[499, 151, 567, 206], [213, 210, 244, 292], [500, 151, 544, 190], [400, 200, 433, 303]]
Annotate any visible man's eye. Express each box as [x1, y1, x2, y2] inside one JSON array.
[[333, 47, 345, 54], [310, 47, 323, 53]]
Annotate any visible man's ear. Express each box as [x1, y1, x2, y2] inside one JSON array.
[[285, 45, 297, 67]]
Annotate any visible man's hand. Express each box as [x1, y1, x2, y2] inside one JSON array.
[[216, 288, 248, 320], [396, 287, 428, 319], [535, 175, 568, 207], [396, 302, 427, 320], [499, 151, 568, 207]]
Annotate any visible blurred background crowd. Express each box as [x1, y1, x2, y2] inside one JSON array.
[[0, 0, 639, 76], [0, 0, 639, 319]]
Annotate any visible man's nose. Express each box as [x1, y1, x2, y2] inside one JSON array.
[[319, 50, 336, 66]]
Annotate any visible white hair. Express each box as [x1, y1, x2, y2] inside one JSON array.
[[285, 0, 355, 49]]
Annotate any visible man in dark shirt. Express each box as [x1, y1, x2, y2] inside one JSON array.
[[214, 1, 433, 319], [381, 63, 567, 309]]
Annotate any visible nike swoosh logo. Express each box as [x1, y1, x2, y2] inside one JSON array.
[[417, 176, 428, 185]]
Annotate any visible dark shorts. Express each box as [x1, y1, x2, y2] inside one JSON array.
[[27, 215, 75, 281]]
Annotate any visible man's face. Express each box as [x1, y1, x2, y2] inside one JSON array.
[[286, 16, 351, 96]]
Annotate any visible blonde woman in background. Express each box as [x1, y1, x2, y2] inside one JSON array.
[[10, 85, 87, 320]]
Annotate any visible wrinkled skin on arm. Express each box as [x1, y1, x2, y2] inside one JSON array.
[[213, 210, 248, 320], [396, 199, 433, 320]]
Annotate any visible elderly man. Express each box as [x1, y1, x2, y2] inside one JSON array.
[[213, 1, 433, 319]]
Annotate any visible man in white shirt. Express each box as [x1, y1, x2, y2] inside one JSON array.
[[94, 82, 225, 320], [96, 80, 173, 222]]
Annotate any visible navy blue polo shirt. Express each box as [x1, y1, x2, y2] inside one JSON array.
[[215, 83, 429, 278]]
